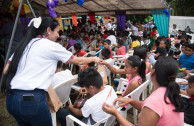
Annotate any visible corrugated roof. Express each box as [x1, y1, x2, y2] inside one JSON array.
[[30, 0, 167, 16]]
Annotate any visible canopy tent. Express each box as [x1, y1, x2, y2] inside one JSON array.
[[29, 0, 167, 16]]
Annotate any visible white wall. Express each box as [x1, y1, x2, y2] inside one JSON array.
[[170, 16, 194, 32]]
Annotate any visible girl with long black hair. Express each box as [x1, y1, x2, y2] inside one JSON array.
[[102, 56, 184, 126], [1, 17, 100, 126]]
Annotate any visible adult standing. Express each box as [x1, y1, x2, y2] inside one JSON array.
[[170, 24, 178, 38], [1, 17, 100, 126], [102, 57, 184, 126], [131, 21, 138, 37]]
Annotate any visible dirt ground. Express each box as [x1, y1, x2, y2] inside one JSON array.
[[0, 93, 17, 126]]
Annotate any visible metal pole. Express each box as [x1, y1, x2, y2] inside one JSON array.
[[0, 0, 24, 90], [26, 0, 36, 18]]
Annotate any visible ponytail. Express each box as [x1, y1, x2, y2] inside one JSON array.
[[1, 17, 59, 93], [139, 59, 146, 82], [164, 81, 184, 112], [154, 56, 184, 113]]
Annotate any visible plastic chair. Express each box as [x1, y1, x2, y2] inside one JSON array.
[[53, 78, 77, 105], [142, 73, 151, 100], [66, 108, 121, 126], [120, 80, 151, 125], [51, 78, 77, 126]]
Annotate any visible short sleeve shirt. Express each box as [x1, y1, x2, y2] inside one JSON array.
[[142, 87, 184, 126], [178, 54, 194, 70], [81, 85, 117, 125], [10, 38, 73, 91]]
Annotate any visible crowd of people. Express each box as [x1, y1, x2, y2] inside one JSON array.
[[0, 13, 194, 126]]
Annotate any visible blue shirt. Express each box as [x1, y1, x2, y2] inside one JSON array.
[[178, 54, 194, 70]]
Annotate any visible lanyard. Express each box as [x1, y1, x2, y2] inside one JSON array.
[[105, 87, 113, 104]]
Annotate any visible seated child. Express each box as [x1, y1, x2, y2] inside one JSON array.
[[130, 36, 140, 50], [57, 68, 117, 125], [80, 54, 95, 70], [115, 39, 126, 55], [154, 39, 168, 60], [180, 76, 194, 125], [100, 55, 146, 96], [177, 44, 194, 78], [74, 43, 87, 57], [52, 61, 74, 87], [101, 48, 113, 76], [103, 39, 113, 59], [172, 43, 181, 60]]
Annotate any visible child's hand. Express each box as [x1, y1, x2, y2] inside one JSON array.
[[184, 70, 191, 74], [102, 103, 118, 116], [79, 88, 87, 94], [68, 104, 74, 109], [113, 97, 133, 107]]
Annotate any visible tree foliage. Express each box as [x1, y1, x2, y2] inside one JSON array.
[[166, 0, 194, 16]]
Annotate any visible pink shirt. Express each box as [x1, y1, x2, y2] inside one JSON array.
[[142, 87, 184, 126], [117, 46, 126, 55]]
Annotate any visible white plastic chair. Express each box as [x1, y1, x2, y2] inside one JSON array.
[[66, 108, 121, 126], [120, 80, 151, 125], [52, 78, 77, 126], [105, 59, 115, 85], [117, 78, 128, 92], [142, 73, 151, 100]]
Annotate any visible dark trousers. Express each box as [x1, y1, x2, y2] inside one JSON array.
[[57, 109, 83, 126], [6, 89, 52, 126]]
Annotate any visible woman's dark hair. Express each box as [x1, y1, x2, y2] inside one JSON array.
[[126, 55, 146, 82], [1, 17, 59, 92], [133, 46, 147, 60], [154, 56, 184, 112]]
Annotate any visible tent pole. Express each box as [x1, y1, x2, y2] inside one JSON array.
[[0, 0, 36, 91], [26, 0, 36, 18]]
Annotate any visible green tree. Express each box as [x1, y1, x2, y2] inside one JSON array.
[[166, 0, 194, 16]]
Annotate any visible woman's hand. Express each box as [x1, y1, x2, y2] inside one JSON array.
[[102, 103, 118, 116], [113, 97, 133, 107]]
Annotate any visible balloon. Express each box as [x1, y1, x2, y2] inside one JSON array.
[[77, 0, 84, 6], [47, 0, 58, 17], [23, 3, 31, 14], [48, 6, 57, 17], [144, 18, 148, 22], [13, 0, 21, 8], [53, 0, 59, 7], [46, 0, 55, 8], [163, 9, 170, 17]]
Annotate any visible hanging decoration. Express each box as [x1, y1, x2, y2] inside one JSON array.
[[71, 13, 77, 26], [64, 0, 84, 6], [115, 10, 126, 31], [46, 0, 59, 18], [88, 12, 95, 24], [163, 9, 170, 17], [55, 16, 64, 31], [8, 0, 31, 15]]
